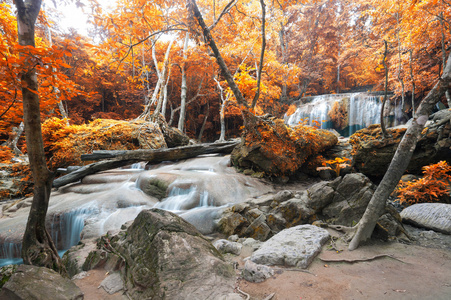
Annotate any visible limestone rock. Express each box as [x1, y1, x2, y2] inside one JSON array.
[[0, 265, 84, 300], [351, 119, 451, 178], [249, 225, 330, 268], [401, 203, 451, 234], [322, 173, 375, 226], [99, 272, 124, 294], [231, 113, 337, 176], [213, 239, 242, 255], [96, 209, 237, 300], [242, 260, 274, 283]]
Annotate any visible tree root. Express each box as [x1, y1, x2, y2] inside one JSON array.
[[319, 254, 408, 264]]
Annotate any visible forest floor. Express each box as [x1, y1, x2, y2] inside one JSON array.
[[74, 231, 451, 300]]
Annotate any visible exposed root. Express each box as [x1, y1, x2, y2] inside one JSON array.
[[236, 286, 250, 300], [319, 254, 408, 264]]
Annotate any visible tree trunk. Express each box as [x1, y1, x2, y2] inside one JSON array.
[[178, 32, 190, 132], [187, 0, 248, 110], [440, 13, 451, 108], [197, 102, 210, 142], [381, 40, 389, 138], [348, 51, 451, 250], [15, 0, 65, 274]]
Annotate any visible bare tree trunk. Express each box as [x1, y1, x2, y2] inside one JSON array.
[[15, 0, 65, 274], [214, 77, 229, 142], [140, 38, 174, 119], [279, 25, 288, 103], [381, 40, 389, 138], [187, 0, 248, 110], [440, 13, 451, 108], [2, 122, 24, 155], [396, 13, 406, 117], [348, 51, 451, 250], [44, 5, 69, 124], [178, 32, 190, 132], [409, 48, 416, 117], [251, 0, 266, 109], [197, 102, 210, 142]]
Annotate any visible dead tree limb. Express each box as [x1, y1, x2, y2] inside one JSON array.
[[53, 141, 239, 188]]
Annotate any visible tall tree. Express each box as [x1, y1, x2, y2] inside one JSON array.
[[15, 0, 65, 273]]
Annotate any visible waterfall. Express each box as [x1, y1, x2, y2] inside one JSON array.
[[50, 206, 95, 250], [285, 92, 390, 136]]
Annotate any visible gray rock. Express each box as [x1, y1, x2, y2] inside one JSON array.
[[250, 225, 330, 268], [242, 238, 263, 251], [401, 203, 451, 234], [278, 196, 315, 227], [0, 265, 84, 300], [96, 209, 236, 300], [99, 272, 124, 294], [305, 181, 335, 210], [242, 214, 272, 241], [242, 260, 274, 283], [214, 239, 242, 255]]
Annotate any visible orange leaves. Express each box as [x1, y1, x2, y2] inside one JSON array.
[[321, 157, 351, 176], [0, 146, 14, 163], [394, 161, 451, 205]]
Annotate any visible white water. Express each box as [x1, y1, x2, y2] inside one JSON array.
[[0, 155, 271, 266], [285, 92, 392, 136]]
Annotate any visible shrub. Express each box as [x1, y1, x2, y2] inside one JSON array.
[[394, 161, 451, 205]]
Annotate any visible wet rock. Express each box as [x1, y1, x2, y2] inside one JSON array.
[[401, 203, 451, 234], [242, 260, 274, 283], [213, 239, 242, 255], [250, 225, 330, 268], [93, 209, 237, 300], [0, 265, 83, 300], [242, 215, 272, 241]]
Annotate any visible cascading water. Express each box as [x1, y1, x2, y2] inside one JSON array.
[[285, 92, 399, 136], [0, 155, 272, 267], [0, 207, 96, 267]]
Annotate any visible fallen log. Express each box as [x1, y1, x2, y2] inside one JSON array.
[[53, 140, 239, 188]]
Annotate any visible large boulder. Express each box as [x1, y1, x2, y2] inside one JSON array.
[[82, 209, 239, 300], [350, 111, 451, 178], [0, 265, 83, 300], [401, 203, 451, 234], [232, 112, 337, 176], [249, 225, 330, 268]]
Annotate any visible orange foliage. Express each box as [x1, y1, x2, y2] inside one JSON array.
[[0, 146, 14, 163], [394, 161, 451, 205], [322, 157, 352, 176], [285, 104, 297, 117]]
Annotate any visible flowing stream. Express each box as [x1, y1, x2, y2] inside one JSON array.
[[0, 155, 271, 267]]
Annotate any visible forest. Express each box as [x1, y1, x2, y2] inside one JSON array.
[[1, 0, 449, 145], [0, 0, 451, 296]]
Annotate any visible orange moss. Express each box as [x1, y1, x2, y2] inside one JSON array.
[[41, 118, 166, 169]]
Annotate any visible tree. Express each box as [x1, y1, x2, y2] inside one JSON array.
[[15, 0, 65, 273], [348, 50, 451, 250]]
